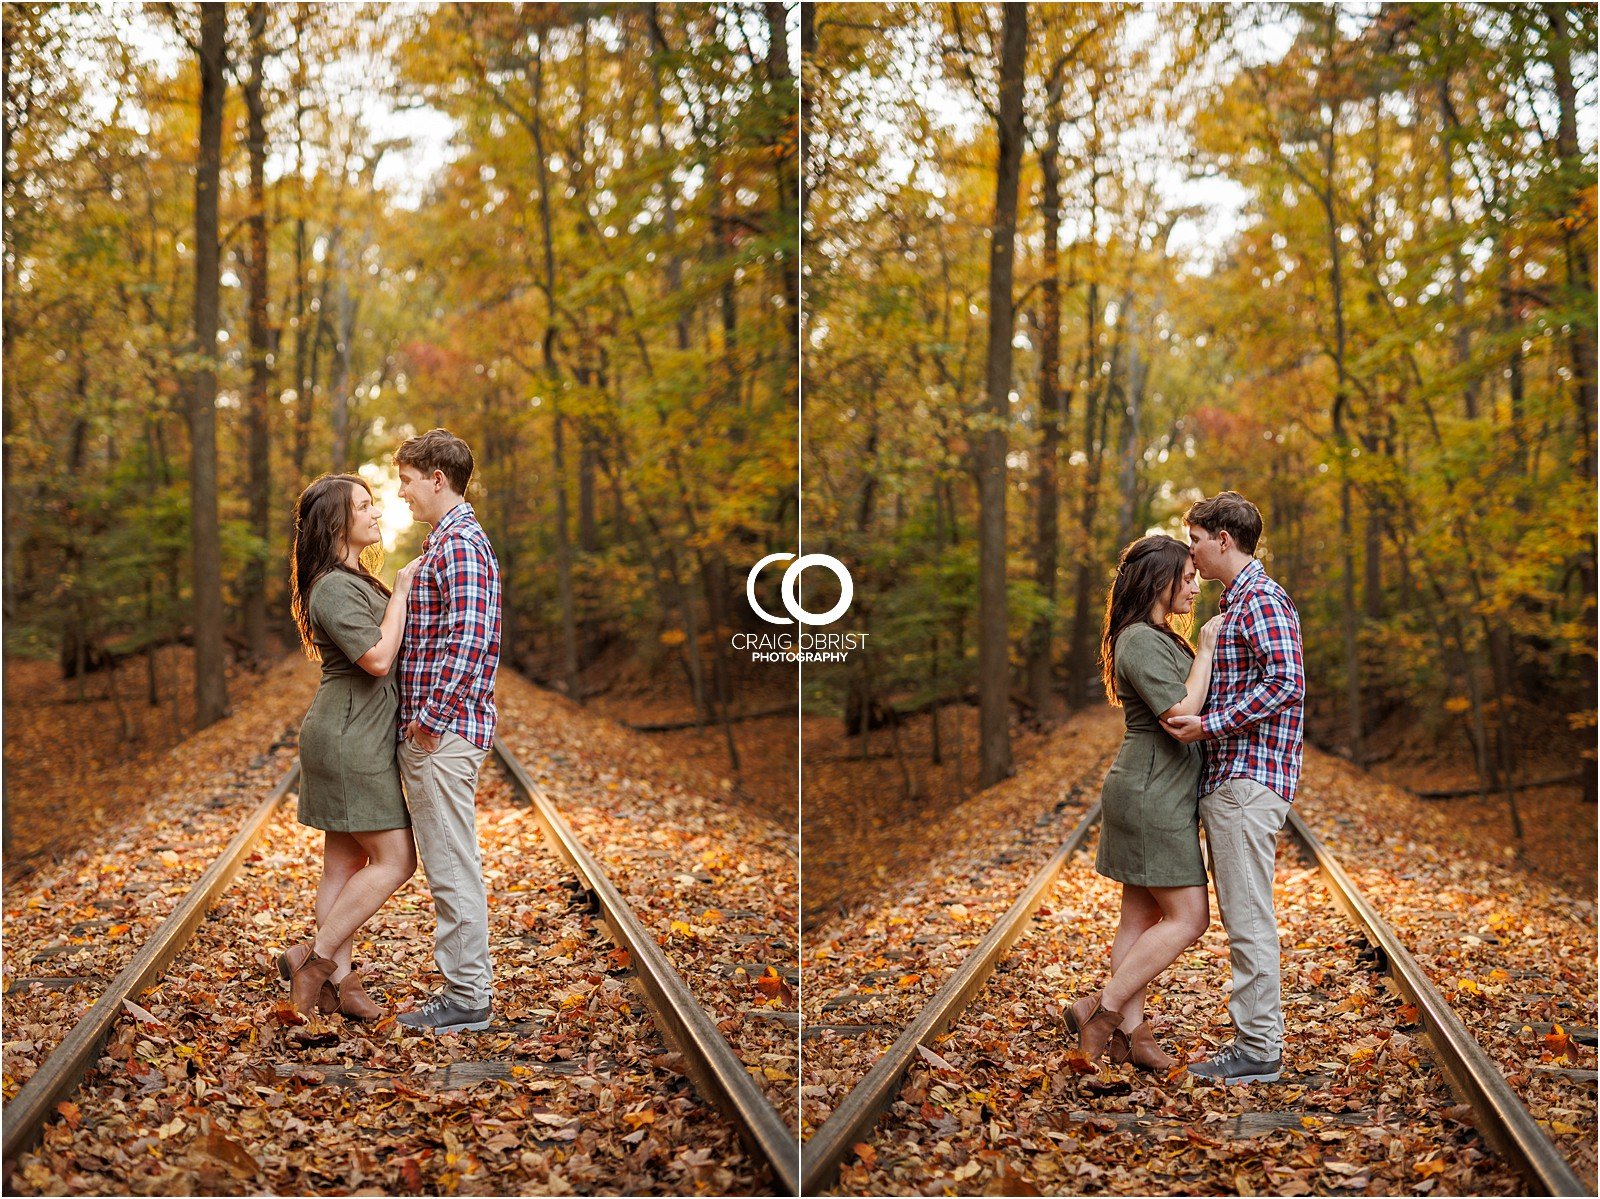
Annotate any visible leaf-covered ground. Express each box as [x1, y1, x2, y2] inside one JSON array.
[[583, 657, 797, 832], [1293, 751, 1598, 1189], [800, 704, 1074, 928], [8, 756, 768, 1195], [802, 706, 1597, 1192], [3, 650, 303, 884], [495, 670, 801, 1126], [4, 656, 320, 1095], [1360, 715, 1596, 902]]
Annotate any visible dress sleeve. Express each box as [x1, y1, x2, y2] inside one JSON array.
[[1117, 626, 1189, 716], [309, 573, 383, 665]]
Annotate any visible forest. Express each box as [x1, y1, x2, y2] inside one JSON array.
[[3, 2, 798, 738], [801, 2, 1597, 811]]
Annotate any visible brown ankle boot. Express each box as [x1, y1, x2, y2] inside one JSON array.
[[278, 941, 338, 1013], [1126, 1022, 1177, 1072], [289, 948, 338, 1017], [1108, 1028, 1132, 1065], [336, 969, 384, 1021], [1067, 994, 1125, 1062]]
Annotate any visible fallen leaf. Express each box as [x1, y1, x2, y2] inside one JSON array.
[[199, 1129, 259, 1178], [121, 999, 161, 1025]]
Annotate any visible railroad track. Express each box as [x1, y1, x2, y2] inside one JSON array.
[[3, 738, 800, 1194], [800, 801, 1589, 1196]]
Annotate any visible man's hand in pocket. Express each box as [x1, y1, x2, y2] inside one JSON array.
[[404, 720, 443, 753]]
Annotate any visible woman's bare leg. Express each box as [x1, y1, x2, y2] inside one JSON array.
[[315, 833, 367, 980], [312, 829, 417, 979], [1099, 884, 1209, 1023], [1109, 885, 1163, 1031]]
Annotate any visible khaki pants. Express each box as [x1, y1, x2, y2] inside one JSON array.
[[1200, 777, 1291, 1059], [400, 731, 492, 1008]]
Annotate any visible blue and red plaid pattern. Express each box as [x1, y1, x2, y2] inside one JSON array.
[[399, 502, 501, 751], [1199, 558, 1306, 803]]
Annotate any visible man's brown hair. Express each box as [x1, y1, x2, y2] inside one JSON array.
[[395, 427, 474, 495], [1185, 490, 1262, 555]]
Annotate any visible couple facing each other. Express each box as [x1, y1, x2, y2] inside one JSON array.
[[1070, 490, 1305, 1085], [278, 427, 503, 1035]]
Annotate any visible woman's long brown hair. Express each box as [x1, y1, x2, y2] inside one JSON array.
[[290, 474, 391, 661], [1099, 534, 1196, 705]]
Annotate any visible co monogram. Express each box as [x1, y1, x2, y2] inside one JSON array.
[[746, 553, 853, 627]]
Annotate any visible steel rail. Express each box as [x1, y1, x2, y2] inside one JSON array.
[[2, 761, 302, 1182], [492, 736, 800, 1195], [1283, 809, 1587, 1197], [799, 802, 1103, 1194]]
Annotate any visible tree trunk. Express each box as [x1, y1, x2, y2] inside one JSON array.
[[1027, 71, 1067, 723], [329, 254, 354, 472], [290, 6, 311, 483], [243, 2, 272, 662], [1543, 1, 1596, 479], [1114, 305, 1144, 549], [528, 35, 583, 700], [975, 2, 1026, 788], [190, 4, 231, 729], [1066, 291, 1116, 710], [578, 430, 599, 552], [551, 411, 581, 698], [1317, 12, 1361, 764], [764, 0, 798, 363]]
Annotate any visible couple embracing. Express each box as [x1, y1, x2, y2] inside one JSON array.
[[278, 428, 501, 1035], [1070, 490, 1304, 1084]]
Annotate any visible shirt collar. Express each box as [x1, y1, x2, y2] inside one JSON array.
[[425, 501, 473, 548], [1220, 557, 1263, 611]]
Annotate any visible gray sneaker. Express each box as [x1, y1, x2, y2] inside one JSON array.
[[1188, 1041, 1282, 1084], [397, 993, 492, 1033]]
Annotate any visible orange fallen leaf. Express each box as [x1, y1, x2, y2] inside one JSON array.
[[754, 967, 794, 1005], [1062, 1048, 1097, 1076], [1542, 1026, 1576, 1059], [399, 1156, 423, 1190], [199, 1129, 259, 1178]]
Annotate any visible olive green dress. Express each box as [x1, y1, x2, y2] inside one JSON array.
[[297, 571, 409, 833], [1094, 623, 1206, 887]]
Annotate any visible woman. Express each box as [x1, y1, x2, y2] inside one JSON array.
[[281, 474, 420, 1019], [1066, 534, 1220, 1070]]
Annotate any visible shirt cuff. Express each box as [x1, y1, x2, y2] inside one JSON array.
[[1200, 711, 1226, 739], [417, 707, 452, 736]]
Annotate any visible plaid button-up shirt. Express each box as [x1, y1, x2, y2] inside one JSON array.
[[1199, 558, 1306, 802], [398, 502, 501, 751]]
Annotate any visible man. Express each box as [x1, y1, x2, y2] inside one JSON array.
[[1163, 490, 1304, 1084], [394, 427, 502, 1033]]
